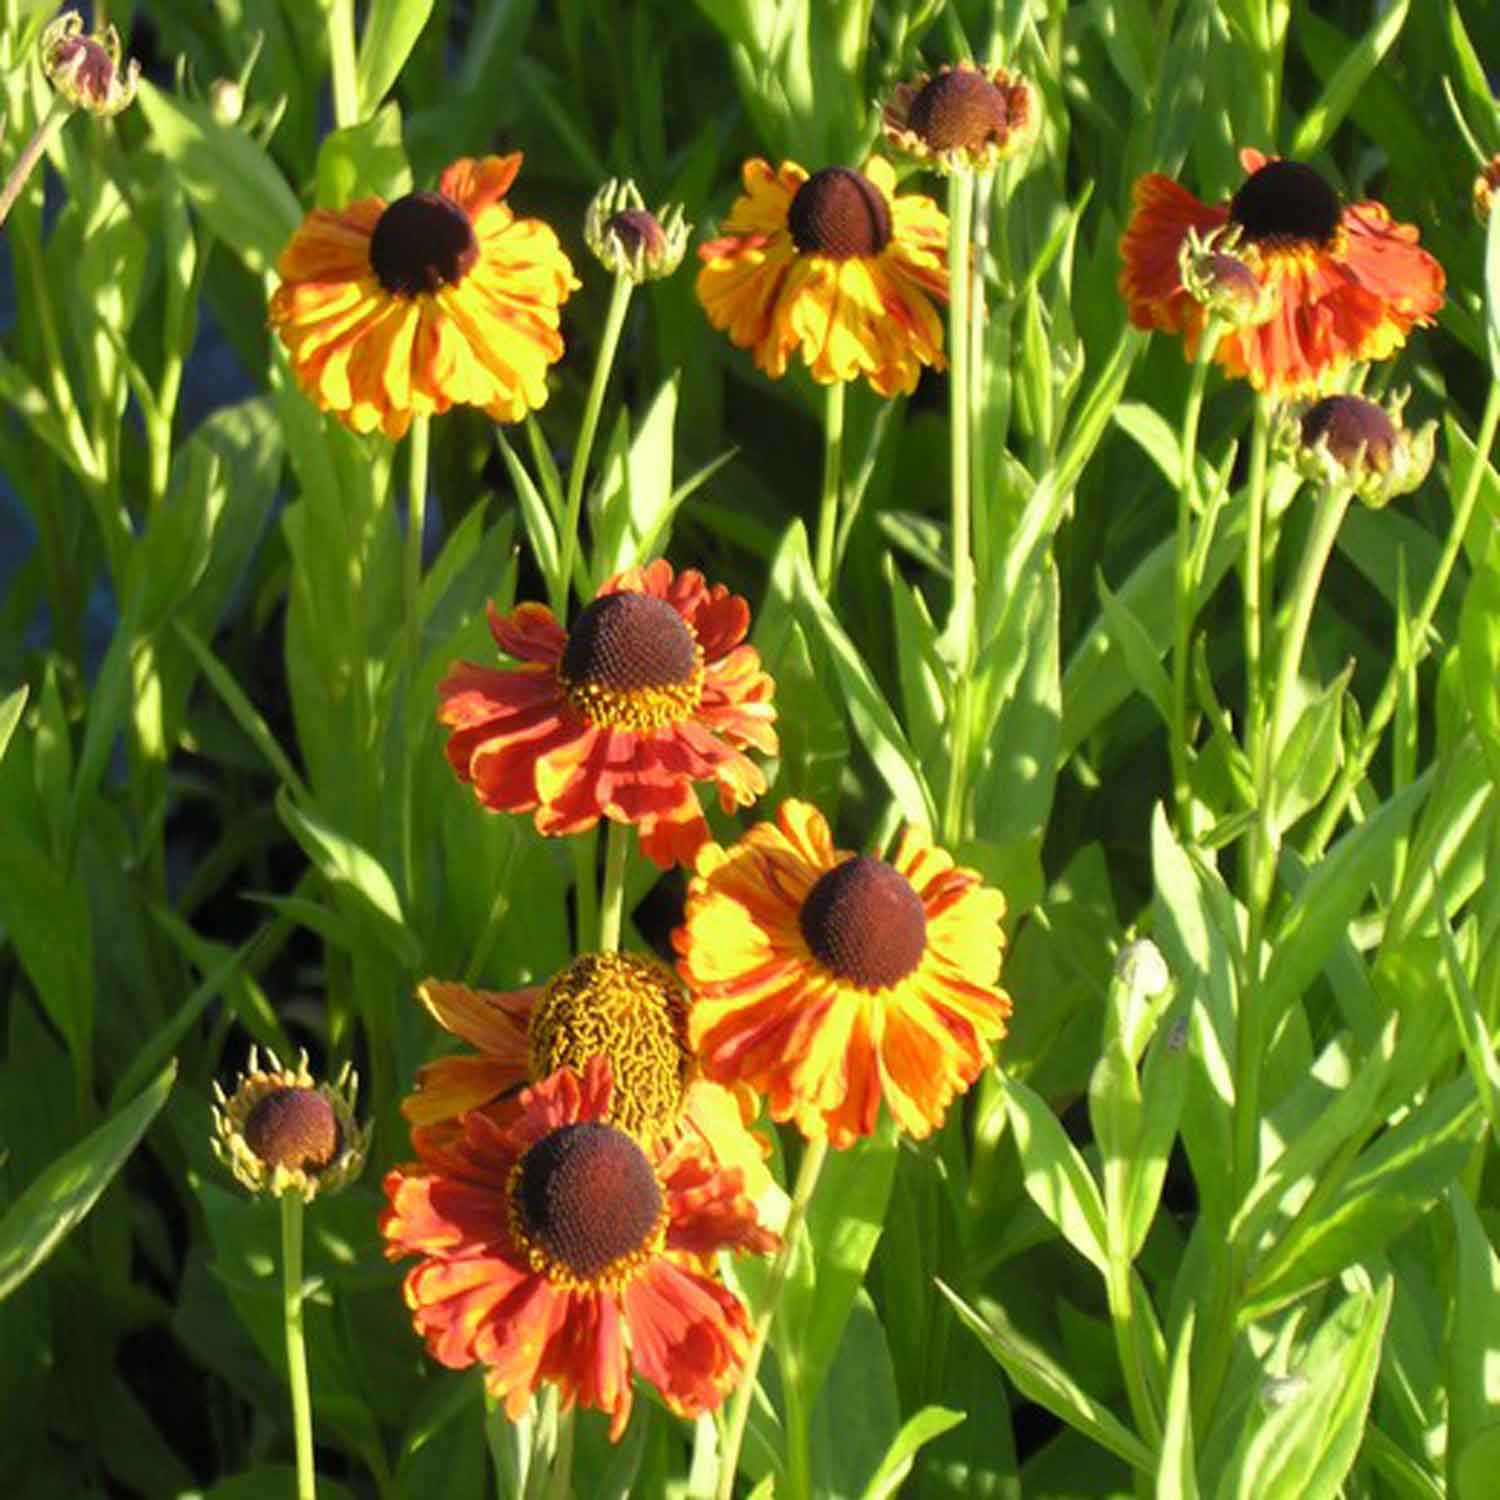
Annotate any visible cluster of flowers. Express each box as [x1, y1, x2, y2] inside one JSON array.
[[212, 40, 1457, 1445]]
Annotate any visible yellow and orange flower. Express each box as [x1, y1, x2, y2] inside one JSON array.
[[404, 953, 771, 1195], [269, 154, 578, 438], [1119, 148, 1444, 397], [437, 559, 777, 869], [674, 800, 1011, 1149], [381, 1056, 777, 1439], [696, 156, 948, 395]]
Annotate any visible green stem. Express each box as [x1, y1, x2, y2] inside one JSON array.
[[327, 0, 360, 128], [401, 413, 431, 906], [597, 820, 630, 952], [281, 1194, 317, 1500], [941, 676, 973, 850], [1232, 398, 1274, 1206], [1308, 380, 1500, 856], [715, 1137, 830, 1500], [813, 381, 847, 595], [943, 168, 976, 660], [556, 270, 634, 617], [1170, 323, 1220, 828], [544, 1407, 574, 1500], [0, 92, 71, 230]]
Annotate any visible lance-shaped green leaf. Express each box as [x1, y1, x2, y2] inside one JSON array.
[[857, 1407, 966, 1500], [1244, 1077, 1482, 1317], [1157, 1309, 1200, 1500], [0, 1061, 175, 1301], [1002, 1073, 1109, 1274], [316, 103, 412, 207], [1288, 0, 1409, 158], [1449, 1188, 1500, 1499], [939, 1283, 1154, 1474], [136, 81, 299, 274], [1096, 572, 1172, 726], [356, 0, 437, 116]]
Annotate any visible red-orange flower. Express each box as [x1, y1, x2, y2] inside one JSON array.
[[674, 800, 1011, 1149], [404, 955, 771, 1195], [1119, 149, 1444, 396], [381, 1056, 777, 1439], [437, 559, 777, 868], [269, 154, 577, 438]]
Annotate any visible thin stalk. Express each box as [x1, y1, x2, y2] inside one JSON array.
[[0, 92, 71, 229], [326, 0, 360, 128], [1308, 380, 1500, 855], [556, 270, 634, 617], [943, 168, 977, 659], [1232, 398, 1273, 1206], [281, 1194, 317, 1500], [715, 1137, 830, 1500], [1170, 323, 1221, 827], [544, 1408, 574, 1500], [400, 414, 431, 905], [598, 820, 630, 952], [813, 380, 847, 595]]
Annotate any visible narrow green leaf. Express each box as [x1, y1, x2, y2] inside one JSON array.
[[1488, 173, 1500, 381], [857, 1407, 966, 1500], [1002, 1073, 1109, 1274], [1270, 662, 1350, 835], [0, 683, 27, 763], [356, 0, 438, 116], [315, 102, 412, 207], [940, 1283, 1154, 1474], [1461, 534, 1500, 785], [1157, 1310, 1200, 1500], [0, 1061, 175, 1301], [495, 432, 560, 598], [1288, 0, 1409, 158], [1449, 1187, 1500, 1499], [136, 81, 299, 274], [1096, 572, 1172, 725]]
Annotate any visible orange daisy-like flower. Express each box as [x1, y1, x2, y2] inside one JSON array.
[[1119, 148, 1444, 396], [696, 156, 949, 396], [437, 559, 777, 869], [381, 1056, 777, 1439], [674, 800, 1011, 1149], [403, 953, 771, 1195], [269, 154, 578, 438]]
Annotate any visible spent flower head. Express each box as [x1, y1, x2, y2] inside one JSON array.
[[1282, 391, 1435, 508], [882, 62, 1037, 173], [41, 12, 140, 118], [213, 1047, 370, 1201], [586, 179, 690, 282]]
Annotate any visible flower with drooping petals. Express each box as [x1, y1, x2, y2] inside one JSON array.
[[882, 62, 1037, 173], [269, 154, 578, 439], [437, 559, 777, 868], [403, 954, 769, 1195], [696, 156, 948, 395], [1119, 149, 1444, 396], [381, 1056, 777, 1439], [674, 800, 1011, 1149]]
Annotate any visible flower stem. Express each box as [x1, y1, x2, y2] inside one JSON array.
[[326, 0, 359, 129], [556, 269, 634, 617], [401, 413, 431, 907], [1170, 323, 1221, 828], [281, 1193, 317, 1500], [715, 1136, 829, 1500], [598, 820, 630, 952], [943, 167, 977, 662], [813, 381, 847, 595], [0, 92, 71, 231], [1308, 378, 1500, 856]]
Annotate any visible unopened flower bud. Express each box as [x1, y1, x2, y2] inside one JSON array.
[[586, 180, 690, 282], [213, 1047, 370, 1201], [41, 12, 140, 118], [1474, 155, 1500, 225], [1180, 226, 1276, 328], [209, 78, 245, 127]]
